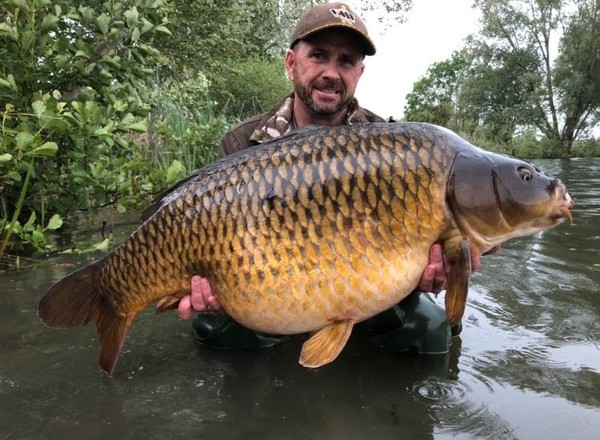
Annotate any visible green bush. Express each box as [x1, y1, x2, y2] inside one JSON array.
[[0, 0, 170, 257]]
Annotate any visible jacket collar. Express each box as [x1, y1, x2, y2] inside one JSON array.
[[249, 94, 372, 144]]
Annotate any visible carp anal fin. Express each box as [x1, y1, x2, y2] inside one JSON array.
[[444, 238, 472, 326], [299, 320, 354, 368]]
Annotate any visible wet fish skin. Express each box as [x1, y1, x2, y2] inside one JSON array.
[[38, 123, 572, 376]]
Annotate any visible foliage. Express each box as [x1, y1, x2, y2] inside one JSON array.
[[404, 0, 600, 154], [146, 71, 230, 180], [470, 0, 600, 152], [211, 57, 292, 120], [0, 0, 170, 257], [403, 51, 469, 131], [553, 0, 600, 141]]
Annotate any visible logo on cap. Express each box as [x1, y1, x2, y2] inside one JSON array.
[[330, 5, 356, 25]]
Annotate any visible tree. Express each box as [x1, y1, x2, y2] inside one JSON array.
[[554, 0, 600, 142], [471, 0, 600, 152], [403, 51, 469, 131], [459, 43, 542, 143]]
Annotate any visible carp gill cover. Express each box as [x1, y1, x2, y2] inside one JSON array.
[[38, 123, 574, 376]]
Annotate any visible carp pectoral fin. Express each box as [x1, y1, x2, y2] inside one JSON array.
[[444, 238, 472, 326], [155, 291, 189, 313], [299, 320, 354, 368]]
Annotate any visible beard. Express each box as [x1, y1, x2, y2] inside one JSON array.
[[293, 70, 352, 116]]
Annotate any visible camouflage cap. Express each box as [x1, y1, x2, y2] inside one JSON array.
[[290, 3, 376, 56]]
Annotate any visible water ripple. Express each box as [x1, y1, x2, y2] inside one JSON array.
[[409, 378, 517, 439]]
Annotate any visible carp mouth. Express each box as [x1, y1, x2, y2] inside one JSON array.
[[552, 192, 574, 225]]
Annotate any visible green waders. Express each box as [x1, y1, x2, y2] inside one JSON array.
[[191, 290, 457, 353]]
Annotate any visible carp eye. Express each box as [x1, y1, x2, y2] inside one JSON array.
[[518, 166, 533, 182]]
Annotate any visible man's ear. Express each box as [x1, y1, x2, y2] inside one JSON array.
[[285, 49, 295, 80]]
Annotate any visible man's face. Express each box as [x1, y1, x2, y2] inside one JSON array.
[[286, 29, 366, 117]]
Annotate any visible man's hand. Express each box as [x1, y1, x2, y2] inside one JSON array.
[[177, 275, 221, 320], [417, 243, 448, 293], [417, 243, 501, 293]]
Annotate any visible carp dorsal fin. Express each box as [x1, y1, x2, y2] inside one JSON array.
[[444, 238, 472, 326], [299, 320, 354, 368]]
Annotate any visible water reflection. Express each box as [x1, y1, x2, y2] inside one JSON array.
[[1, 158, 599, 439]]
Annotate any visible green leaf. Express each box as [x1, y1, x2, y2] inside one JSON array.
[[31, 229, 45, 244], [74, 50, 90, 59], [7, 171, 21, 182], [96, 13, 110, 35], [117, 203, 127, 214], [166, 159, 184, 184], [32, 100, 46, 117], [0, 74, 17, 91], [94, 128, 109, 136], [23, 212, 36, 231], [15, 132, 35, 149], [140, 18, 154, 34], [0, 23, 15, 39], [33, 142, 58, 157], [154, 25, 172, 36], [41, 14, 59, 30], [131, 27, 140, 43], [126, 120, 147, 132], [92, 238, 111, 251], [0, 153, 12, 162], [79, 6, 94, 23], [46, 214, 63, 231], [125, 7, 139, 28]]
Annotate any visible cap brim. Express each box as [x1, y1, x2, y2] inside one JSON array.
[[292, 24, 376, 56]]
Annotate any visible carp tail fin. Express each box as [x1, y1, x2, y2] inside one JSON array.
[[97, 312, 134, 377], [444, 238, 472, 326], [38, 260, 104, 328], [38, 259, 133, 377], [299, 320, 354, 368]]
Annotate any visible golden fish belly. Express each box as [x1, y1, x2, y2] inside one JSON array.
[[220, 240, 434, 334], [207, 181, 446, 334]]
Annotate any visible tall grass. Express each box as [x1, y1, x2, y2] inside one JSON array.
[[0, 158, 35, 264], [145, 73, 231, 183]]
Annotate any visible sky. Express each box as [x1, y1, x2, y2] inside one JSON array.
[[355, 0, 482, 119]]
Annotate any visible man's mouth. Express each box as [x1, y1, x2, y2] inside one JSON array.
[[314, 88, 341, 101]]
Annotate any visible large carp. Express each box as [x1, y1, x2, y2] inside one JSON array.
[[38, 123, 573, 376]]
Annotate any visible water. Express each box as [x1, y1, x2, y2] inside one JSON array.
[[1, 158, 599, 440]]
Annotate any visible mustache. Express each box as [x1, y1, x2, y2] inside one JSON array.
[[312, 79, 344, 93]]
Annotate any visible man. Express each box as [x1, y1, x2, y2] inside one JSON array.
[[178, 3, 492, 353]]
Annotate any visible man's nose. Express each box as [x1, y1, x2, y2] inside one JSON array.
[[321, 60, 341, 79]]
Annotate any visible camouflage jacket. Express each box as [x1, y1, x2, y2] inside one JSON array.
[[218, 93, 385, 157]]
